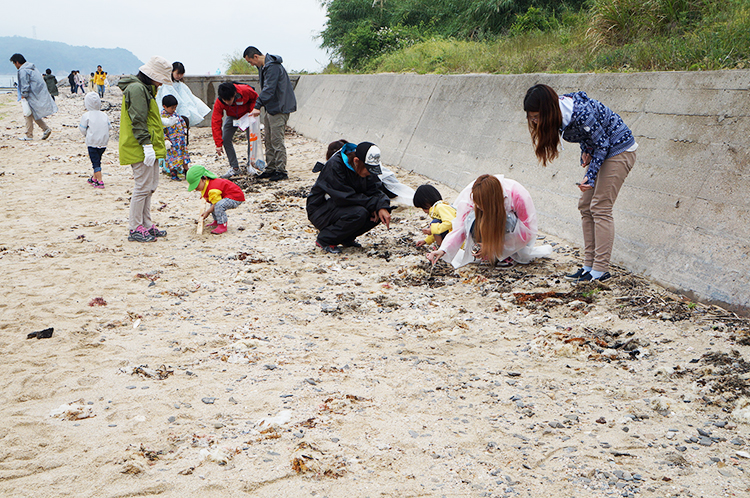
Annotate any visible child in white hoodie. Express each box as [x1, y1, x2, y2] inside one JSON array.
[[79, 92, 111, 188]]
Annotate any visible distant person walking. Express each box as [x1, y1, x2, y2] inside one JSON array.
[[118, 56, 172, 243], [79, 92, 111, 188], [68, 71, 76, 94], [10, 53, 57, 141], [523, 83, 637, 283], [93, 65, 107, 98], [244, 46, 297, 182], [74, 71, 85, 94], [43, 69, 59, 101]]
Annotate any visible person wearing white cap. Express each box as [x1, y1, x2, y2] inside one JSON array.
[[306, 141, 392, 254], [118, 56, 173, 242]]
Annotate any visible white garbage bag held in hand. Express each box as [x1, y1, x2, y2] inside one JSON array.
[[21, 98, 32, 117]]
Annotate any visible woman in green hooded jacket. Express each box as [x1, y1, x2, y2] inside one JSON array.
[[118, 56, 172, 242]]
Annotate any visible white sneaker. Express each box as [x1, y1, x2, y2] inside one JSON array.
[[19, 137, 32, 141], [42, 128, 52, 140]]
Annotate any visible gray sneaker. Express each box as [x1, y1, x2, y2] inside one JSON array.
[[147, 225, 167, 237], [221, 168, 239, 179], [41, 128, 52, 140], [128, 225, 156, 242]]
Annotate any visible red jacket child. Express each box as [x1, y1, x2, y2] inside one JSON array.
[[187, 165, 246, 234], [200, 178, 246, 204], [211, 83, 259, 149]]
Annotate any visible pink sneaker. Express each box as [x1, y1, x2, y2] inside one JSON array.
[[94, 180, 104, 189], [211, 224, 227, 234]]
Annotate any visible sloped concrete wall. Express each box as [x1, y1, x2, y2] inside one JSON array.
[[289, 72, 750, 312]]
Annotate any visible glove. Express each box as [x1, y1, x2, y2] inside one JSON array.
[[161, 116, 178, 127], [165, 140, 173, 150], [143, 144, 156, 167]]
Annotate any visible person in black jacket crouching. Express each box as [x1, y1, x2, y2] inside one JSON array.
[[306, 141, 392, 254]]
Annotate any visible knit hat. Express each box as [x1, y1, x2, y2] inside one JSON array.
[[186, 165, 218, 191], [139, 56, 172, 86], [355, 142, 383, 175]]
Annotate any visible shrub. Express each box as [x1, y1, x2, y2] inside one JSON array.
[[510, 6, 558, 35], [224, 51, 254, 75]]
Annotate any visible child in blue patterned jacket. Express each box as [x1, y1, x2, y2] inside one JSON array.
[[523, 83, 637, 283]]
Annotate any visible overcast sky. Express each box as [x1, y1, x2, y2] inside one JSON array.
[[0, 0, 332, 74]]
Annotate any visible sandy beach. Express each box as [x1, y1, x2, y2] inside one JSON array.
[[0, 88, 748, 498]]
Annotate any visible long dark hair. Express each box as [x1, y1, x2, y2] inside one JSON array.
[[472, 175, 507, 263], [523, 84, 562, 166]]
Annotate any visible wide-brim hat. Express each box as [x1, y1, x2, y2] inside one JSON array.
[[355, 142, 383, 175], [139, 56, 172, 86], [186, 165, 218, 191]]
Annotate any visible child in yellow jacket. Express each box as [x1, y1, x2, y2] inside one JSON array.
[[413, 184, 457, 248]]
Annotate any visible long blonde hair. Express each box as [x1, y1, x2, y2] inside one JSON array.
[[472, 175, 506, 262], [523, 84, 562, 166]]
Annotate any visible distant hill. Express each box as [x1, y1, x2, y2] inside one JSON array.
[[1, 36, 142, 76]]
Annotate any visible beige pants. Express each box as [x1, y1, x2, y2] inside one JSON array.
[[578, 150, 636, 272], [25, 114, 48, 138], [128, 161, 160, 231]]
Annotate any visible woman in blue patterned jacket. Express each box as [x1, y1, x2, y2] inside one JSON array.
[[523, 83, 637, 283]]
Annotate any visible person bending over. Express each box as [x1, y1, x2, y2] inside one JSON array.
[[413, 184, 456, 248], [427, 174, 551, 268], [307, 142, 392, 254], [211, 82, 258, 178], [523, 83, 637, 282]]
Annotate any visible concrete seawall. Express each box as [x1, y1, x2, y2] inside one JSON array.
[[289, 72, 750, 312]]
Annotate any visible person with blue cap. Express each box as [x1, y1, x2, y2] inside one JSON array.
[[306, 141, 392, 254]]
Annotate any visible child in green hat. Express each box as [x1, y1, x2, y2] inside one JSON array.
[[186, 165, 245, 234]]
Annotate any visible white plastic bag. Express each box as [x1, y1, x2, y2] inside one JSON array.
[[247, 117, 263, 168], [21, 99, 32, 117]]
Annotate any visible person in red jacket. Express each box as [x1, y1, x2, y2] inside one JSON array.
[[187, 165, 246, 234], [211, 82, 258, 178]]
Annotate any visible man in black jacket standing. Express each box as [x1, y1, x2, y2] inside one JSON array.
[[244, 46, 297, 182], [306, 142, 392, 254]]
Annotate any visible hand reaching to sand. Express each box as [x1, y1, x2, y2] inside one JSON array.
[[426, 250, 445, 264]]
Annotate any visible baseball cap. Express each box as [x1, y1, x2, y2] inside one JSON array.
[[355, 142, 382, 175], [186, 165, 218, 191]]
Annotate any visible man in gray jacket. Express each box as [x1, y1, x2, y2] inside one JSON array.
[[244, 46, 297, 182], [11, 54, 57, 141]]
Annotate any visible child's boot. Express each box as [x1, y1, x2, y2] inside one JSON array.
[[211, 224, 227, 234], [205, 220, 219, 228]]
